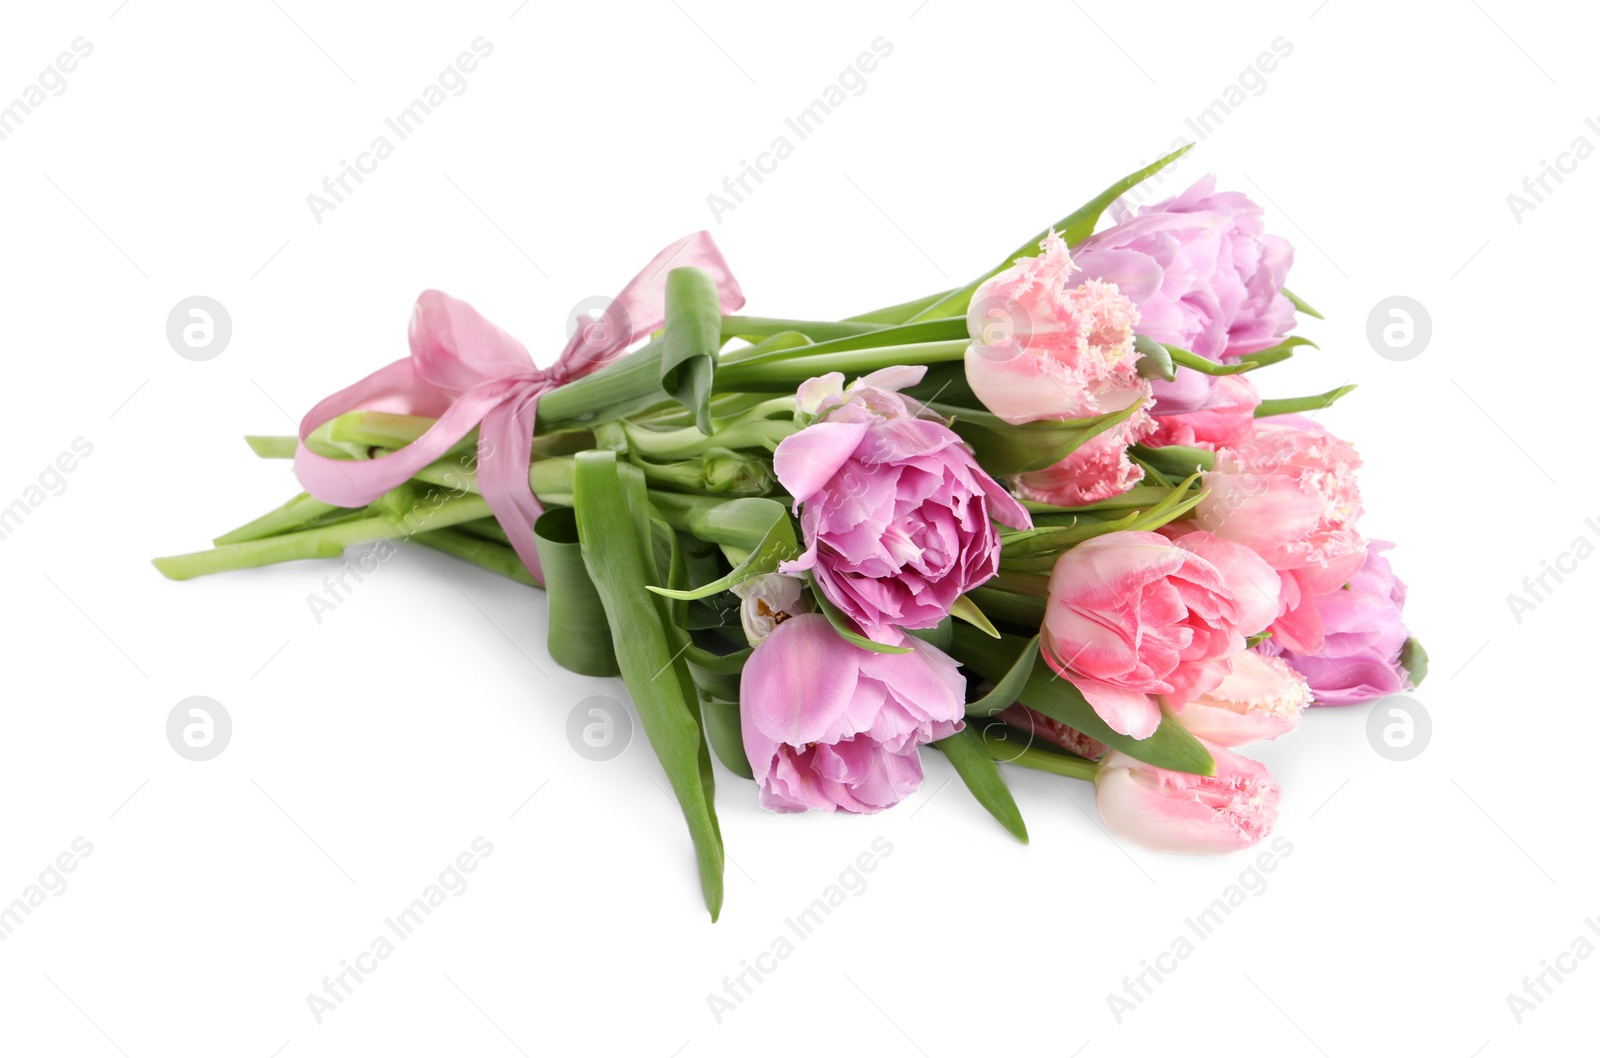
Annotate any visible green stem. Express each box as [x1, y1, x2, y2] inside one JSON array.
[[214, 492, 343, 545], [715, 339, 969, 389], [721, 316, 887, 342], [413, 527, 537, 585], [244, 435, 297, 459], [153, 493, 493, 580]]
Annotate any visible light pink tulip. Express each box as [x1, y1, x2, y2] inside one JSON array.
[[964, 232, 1152, 426], [1096, 740, 1281, 853], [1169, 651, 1309, 746], [1013, 416, 1152, 507], [1041, 530, 1279, 739], [740, 614, 967, 814], [1196, 419, 1364, 572]]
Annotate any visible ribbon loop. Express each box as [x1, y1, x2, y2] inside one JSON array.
[[292, 231, 745, 584]]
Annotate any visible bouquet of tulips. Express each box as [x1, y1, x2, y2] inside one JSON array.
[[156, 146, 1425, 919]]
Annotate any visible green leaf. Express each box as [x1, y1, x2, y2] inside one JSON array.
[[659, 267, 725, 436], [931, 726, 1029, 843], [1255, 384, 1358, 418], [1168, 346, 1256, 376], [848, 286, 964, 325], [648, 498, 798, 601], [1130, 444, 1215, 477], [1056, 144, 1196, 247], [906, 616, 953, 651], [572, 451, 725, 920], [1283, 287, 1324, 319], [951, 626, 1215, 775], [806, 572, 913, 654], [1401, 637, 1429, 688], [1134, 334, 1176, 381], [715, 330, 812, 366], [1238, 335, 1319, 373], [684, 640, 753, 704], [1000, 475, 1205, 571], [966, 634, 1041, 716], [905, 145, 1195, 324], [699, 694, 754, 780], [949, 594, 1000, 638], [533, 508, 620, 677], [936, 399, 1145, 476]]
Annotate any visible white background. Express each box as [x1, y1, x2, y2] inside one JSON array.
[[0, 0, 1592, 1054]]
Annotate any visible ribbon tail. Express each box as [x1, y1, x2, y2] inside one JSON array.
[[477, 394, 547, 586]]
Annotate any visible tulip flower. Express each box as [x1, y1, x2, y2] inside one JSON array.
[[740, 614, 967, 813], [1169, 650, 1309, 746], [1096, 740, 1281, 852]]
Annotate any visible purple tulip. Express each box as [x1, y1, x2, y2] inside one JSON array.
[[774, 367, 1032, 644], [740, 614, 967, 813], [1070, 175, 1297, 413], [1263, 541, 1413, 705]]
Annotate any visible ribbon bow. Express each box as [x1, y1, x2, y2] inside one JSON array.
[[293, 231, 745, 584]]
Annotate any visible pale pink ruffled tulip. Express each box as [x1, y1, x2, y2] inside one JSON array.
[[740, 613, 966, 814], [1096, 740, 1281, 852], [1013, 416, 1153, 507], [1041, 530, 1279, 739], [1196, 419, 1364, 572], [1169, 651, 1309, 746], [964, 232, 1152, 426]]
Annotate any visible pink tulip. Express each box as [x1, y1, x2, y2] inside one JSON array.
[[1096, 740, 1281, 853], [740, 613, 967, 813], [1196, 419, 1364, 572], [1169, 651, 1309, 746], [1262, 541, 1413, 705], [1041, 530, 1279, 739], [774, 367, 1031, 645], [1070, 175, 1297, 415], [1013, 418, 1152, 507], [1145, 373, 1261, 451], [964, 232, 1152, 426]]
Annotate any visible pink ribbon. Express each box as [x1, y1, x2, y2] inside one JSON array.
[[293, 231, 745, 584]]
